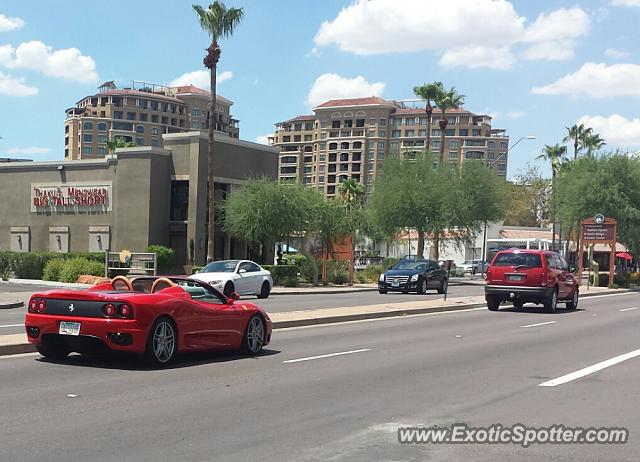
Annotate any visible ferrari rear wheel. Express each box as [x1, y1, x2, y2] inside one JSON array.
[[145, 317, 176, 366], [257, 281, 271, 299], [242, 315, 265, 355], [36, 344, 70, 360]]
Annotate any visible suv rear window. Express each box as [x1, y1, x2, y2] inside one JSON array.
[[493, 253, 542, 268]]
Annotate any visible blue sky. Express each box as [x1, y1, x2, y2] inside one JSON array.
[[0, 0, 639, 178]]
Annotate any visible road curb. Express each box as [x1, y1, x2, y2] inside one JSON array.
[[0, 342, 35, 356], [0, 301, 24, 309]]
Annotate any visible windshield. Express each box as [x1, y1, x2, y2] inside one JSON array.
[[391, 261, 428, 271], [493, 253, 542, 268], [200, 260, 239, 273]]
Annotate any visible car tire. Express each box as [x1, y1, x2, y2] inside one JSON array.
[[513, 299, 525, 309], [417, 279, 427, 294], [437, 279, 448, 294], [257, 281, 270, 299], [223, 282, 235, 297], [36, 344, 70, 360], [242, 315, 265, 355], [565, 288, 579, 310], [378, 289, 387, 294], [144, 317, 176, 367], [544, 289, 558, 313], [486, 296, 500, 311], [472, 268, 476, 275]]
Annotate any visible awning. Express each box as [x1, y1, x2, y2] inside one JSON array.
[[616, 252, 633, 261]]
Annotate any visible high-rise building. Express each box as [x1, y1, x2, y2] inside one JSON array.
[[271, 97, 509, 197], [64, 80, 239, 160]]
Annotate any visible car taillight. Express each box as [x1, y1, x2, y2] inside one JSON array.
[[29, 299, 45, 313], [540, 272, 546, 286], [103, 303, 116, 317], [118, 303, 133, 318]]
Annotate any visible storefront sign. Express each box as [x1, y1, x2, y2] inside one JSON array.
[[582, 223, 615, 242], [31, 182, 112, 213]]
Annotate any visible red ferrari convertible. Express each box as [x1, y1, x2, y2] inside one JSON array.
[[24, 276, 272, 366]]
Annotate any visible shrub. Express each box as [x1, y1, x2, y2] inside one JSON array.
[[330, 269, 349, 285], [0, 251, 11, 277], [630, 271, 640, 286], [354, 271, 367, 284], [363, 264, 385, 283], [11, 252, 50, 279], [59, 258, 104, 283], [43, 258, 67, 282], [613, 272, 630, 288], [146, 245, 175, 274], [263, 265, 298, 287]]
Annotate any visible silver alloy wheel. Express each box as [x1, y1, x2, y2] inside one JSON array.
[[152, 320, 175, 363], [420, 279, 427, 293], [550, 291, 557, 311], [246, 316, 264, 354], [572, 290, 578, 308]]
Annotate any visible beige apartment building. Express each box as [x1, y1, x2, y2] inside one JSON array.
[[271, 97, 510, 197], [65, 80, 240, 160]]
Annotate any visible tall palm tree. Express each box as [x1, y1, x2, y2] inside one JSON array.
[[339, 178, 364, 286], [434, 87, 465, 164], [563, 123, 592, 160], [537, 144, 567, 250], [105, 137, 135, 155], [193, 1, 244, 263], [413, 82, 443, 154], [582, 132, 606, 157]]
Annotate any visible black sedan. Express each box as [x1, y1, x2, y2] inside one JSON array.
[[378, 259, 448, 294]]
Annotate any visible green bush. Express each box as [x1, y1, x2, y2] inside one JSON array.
[[631, 272, 640, 286], [146, 245, 175, 273], [330, 269, 349, 285], [43, 258, 67, 281], [59, 258, 104, 283], [1, 251, 105, 280], [354, 271, 367, 284], [0, 251, 11, 277], [263, 265, 298, 287], [613, 272, 631, 288], [363, 264, 385, 283]]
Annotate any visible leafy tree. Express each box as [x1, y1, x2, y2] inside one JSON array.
[[338, 178, 365, 285], [193, 1, 244, 263], [502, 164, 550, 227], [563, 123, 592, 160], [434, 86, 465, 163], [537, 144, 568, 250], [105, 137, 135, 154], [413, 82, 443, 153], [583, 132, 606, 157]]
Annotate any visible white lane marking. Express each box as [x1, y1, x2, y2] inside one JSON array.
[[619, 307, 638, 312], [283, 348, 371, 363], [0, 324, 23, 329], [539, 348, 640, 387], [521, 321, 556, 329], [0, 352, 39, 359]]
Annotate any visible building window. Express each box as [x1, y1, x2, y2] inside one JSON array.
[[369, 118, 376, 126], [379, 129, 386, 137], [390, 141, 399, 151], [500, 142, 508, 150], [83, 134, 93, 142], [431, 140, 440, 148], [379, 118, 386, 126], [418, 129, 427, 137], [449, 151, 458, 159], [392, 118, 401, 127], [192, 108, 199, 117], [368, 141, 375, 149], [460, 129, 468, 136], [98, 122, 107, 131], [82, 147, 92, 155], [136, 137, 144, 146], [127, 112, 136, 121], [98, 147, 107, 156], [391, 130, 401, 138], [152, 139, 159, 147], [83, 121, 93, 130], [114, 111, 123, 120], [378, 141, 384, 150], [449, 140, 459, 148], [405, 117, 415, 126], [320, 121, 327, 128], [191, 122, 199, 129], [136, 125, 144, 134], [419, 117, 427, 125], [170, 180, 189, 221], [98, 135, 107, 144], [445, 129, 455, 136], [320, 133, 327, 140], [432, 129, 441, 136], [472, 129, 481, 136], [405, 130, 414, 137], [368, 151, 374, 160], [497, 163, 506, 171]]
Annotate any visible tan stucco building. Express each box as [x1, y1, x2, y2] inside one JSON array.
[[0, 132, 278, 266]]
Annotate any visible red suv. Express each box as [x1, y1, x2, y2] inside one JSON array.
[[484, 250, 579, 312]]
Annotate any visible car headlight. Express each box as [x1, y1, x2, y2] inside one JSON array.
[[410, 274, 419, 281], [379, 273, 385, 281], [210, 280, 221, 285]]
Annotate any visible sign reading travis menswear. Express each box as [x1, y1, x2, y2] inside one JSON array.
[[31, 182, 112, 213]]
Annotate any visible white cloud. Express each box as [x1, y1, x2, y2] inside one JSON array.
[[313, 0, 589, 68], [0, 71, 38, 96], [255, 134, 272, 145], [532, 63, 640, 98], [169, 70, 233, 89], [0, 14, 24, 32], [611, 0, 640, 6], [577, 114, 640, 148], [440, 46, 516, 70], [604, 48, 631, 59], [0, 41, 98, 83], [7, 147, 50, 155], [306, 73, 385, 107]]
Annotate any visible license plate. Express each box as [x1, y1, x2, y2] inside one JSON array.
[[508, 275, 524, 281], [59, 321, 81, 336], [392, 282, 399, 287]]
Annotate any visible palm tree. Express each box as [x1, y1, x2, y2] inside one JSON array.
[[105, 137, 135, 155], [582, 132, 606, 157], [537, 143, 567, 250], [563, 123, 592, 160], [413, 82, 443, 154], [193, 1, 244, 263], [339, 178, 364, 286], [434, 87, 465, 164]]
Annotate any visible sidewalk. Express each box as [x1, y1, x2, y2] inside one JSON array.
[[0, 286, 630, 356]]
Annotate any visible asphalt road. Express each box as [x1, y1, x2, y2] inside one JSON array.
[[1, 291, 639, 461], [0, 283, 484, 335]]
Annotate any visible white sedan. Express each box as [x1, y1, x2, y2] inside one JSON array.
[[189, 260, 273, 299]]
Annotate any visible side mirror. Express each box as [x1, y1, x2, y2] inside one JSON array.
[[227, 291, 240, 303], [568, 266, 576, 273], [238, 268, 247, 274]]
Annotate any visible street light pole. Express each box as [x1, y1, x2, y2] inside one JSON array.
[[481, 135, 536, 277]]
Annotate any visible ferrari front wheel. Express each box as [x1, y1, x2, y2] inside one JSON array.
[[242, 315, 265, 355], [145, 317, 176, 366]]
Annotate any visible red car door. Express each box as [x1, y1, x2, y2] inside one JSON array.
[[191, 297, 245, 349]]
